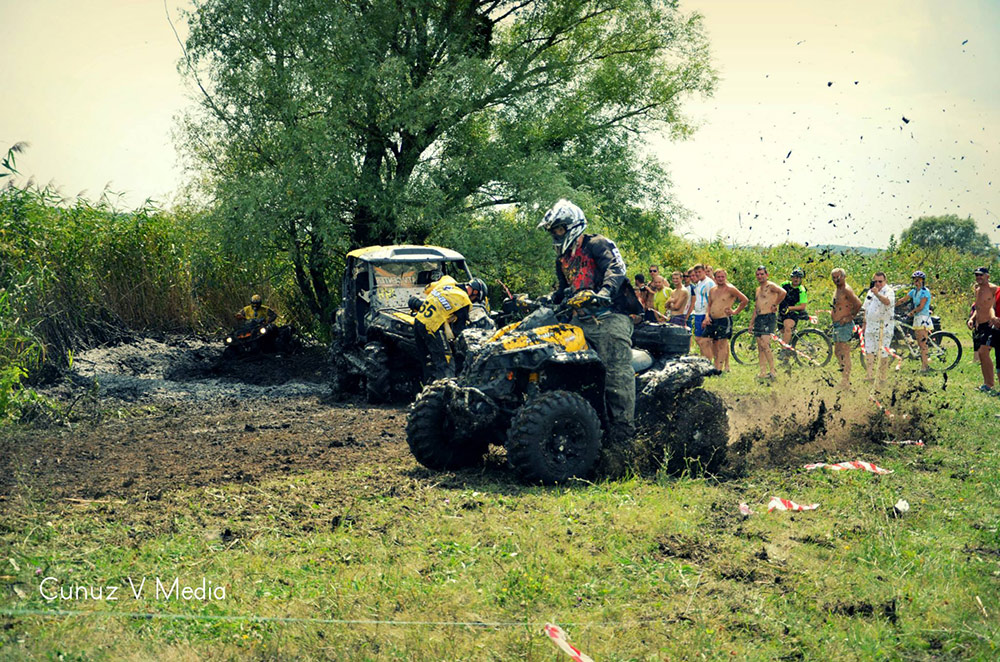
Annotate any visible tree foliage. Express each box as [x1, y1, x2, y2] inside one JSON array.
[[179, 0, 716, 318], [900, 215, 995, 256]]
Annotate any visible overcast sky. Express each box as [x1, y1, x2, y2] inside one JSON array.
[[2, 0, 998, 249]]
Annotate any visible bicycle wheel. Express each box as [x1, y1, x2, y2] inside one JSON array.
[[729, 328, 756, 365], [791, 328, 833, 367], [926, 331, 962, 372]]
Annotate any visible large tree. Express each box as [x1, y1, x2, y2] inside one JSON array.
[[179, 0, 716, 318], [900, 215, 994, 256]]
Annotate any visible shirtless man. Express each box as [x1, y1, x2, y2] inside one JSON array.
[[967, 267, 1000, 393], [830, 268, 863, 390], [749, 265, 786, 380], [704, 269, 749, 371], [666, 271, 690, 325]]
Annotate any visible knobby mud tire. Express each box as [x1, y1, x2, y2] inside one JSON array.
[[505, 390, 602, 485], [406, 382, 490, 470], [643, 388, 728, 476], [364, 341, 391, 403]]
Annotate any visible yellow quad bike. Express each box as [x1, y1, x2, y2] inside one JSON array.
[[329, 245, 494, 402], [406, 297, 728, 484]]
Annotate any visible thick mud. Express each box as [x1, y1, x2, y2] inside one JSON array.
[[1, 336, 935, 503]]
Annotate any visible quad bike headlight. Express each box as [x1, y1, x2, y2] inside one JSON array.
[[259, 327, 267, 335], [225, 337, 232, 344]]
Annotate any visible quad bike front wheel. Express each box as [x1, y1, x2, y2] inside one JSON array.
[[638, 388, 728, 476], [661, 388, 728, 475], [505, 390, 602, 484], [364, 341, 391, 403], [406, 381, 491, 470]]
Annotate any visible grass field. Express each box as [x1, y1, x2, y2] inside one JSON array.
[[1, 337, 999, 660]]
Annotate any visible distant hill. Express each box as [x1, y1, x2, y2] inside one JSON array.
[[809, 244, 882, 255]]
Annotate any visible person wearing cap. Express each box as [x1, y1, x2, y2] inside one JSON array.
[[861, 271, 895, 387], [778, 267, 809, 357], [896, 271, 933, 372], [412, 278, 488, 382], [967, 267, 1000, 394]]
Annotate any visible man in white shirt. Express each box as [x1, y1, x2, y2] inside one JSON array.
[[861, 271, 895, 386], [685, 264, 716, 359]]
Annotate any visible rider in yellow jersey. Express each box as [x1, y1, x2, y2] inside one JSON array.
[[413, 278, 488, 381], [236, 294, 278, 324]]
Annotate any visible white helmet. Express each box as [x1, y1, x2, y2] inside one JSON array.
[[538, 199, 587, 256]]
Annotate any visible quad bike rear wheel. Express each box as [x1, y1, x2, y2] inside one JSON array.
[[505, 390, 602, 484], [364, 341, 391, 403], [406, 381, 491, 470]]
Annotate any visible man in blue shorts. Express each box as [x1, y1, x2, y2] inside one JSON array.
[[830, 268, 863, 389], [749, 266, 786, 381], [686, 264, 716, 359]]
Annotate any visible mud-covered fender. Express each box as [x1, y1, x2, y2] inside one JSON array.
[[435, 380, 500, 432], [635, 356, 720, 413]]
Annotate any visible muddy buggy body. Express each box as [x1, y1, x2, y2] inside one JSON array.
[[330, 245, 494, 403], [223, 319, 297, 358], [406, 301, 728, 484]]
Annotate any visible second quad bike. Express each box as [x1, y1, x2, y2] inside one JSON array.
[[223, 318, 297, 359], [329, 245, 495, 403], [406, 297, 728, 484]]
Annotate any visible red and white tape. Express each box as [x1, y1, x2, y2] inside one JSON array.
[[804, 460, 893, 475], [739, 502, 754, 516], [767, 496, 819, 512], [545, 624, 594, 662], [883, 439, 924, 446], [869, 394, 908, 419]]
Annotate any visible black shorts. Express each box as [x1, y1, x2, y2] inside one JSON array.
[[779, 310, 808, 324], [753, 313, 777, 337], [707, 316, 733, 340], [974, 322, 999, 349]]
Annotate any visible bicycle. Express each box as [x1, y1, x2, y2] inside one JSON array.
[[729, 318, 833, 367], [866, 314, 962, 372]]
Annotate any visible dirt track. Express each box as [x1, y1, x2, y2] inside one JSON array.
[[1, 336, 934, 502], [1, 337, 413, 500]]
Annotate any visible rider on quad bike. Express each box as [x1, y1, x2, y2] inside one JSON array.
[[236, 294, 278, 324], [412, 277, 489, 381], [537, 199, 643, 464], [225, 294, 295, 357]]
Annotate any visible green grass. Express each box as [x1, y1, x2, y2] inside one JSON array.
[[2, 352, 999, 660]]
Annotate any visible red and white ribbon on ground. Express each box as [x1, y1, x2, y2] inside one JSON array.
[[855, 325, 865, 354], [804, 460, 893, 475], [883, 439, 924, 446], [739, 502, 754, 516], [545, 624, 594, 662], [869, 394, 908, 419], [808, 315, 819, 324], [769, 334, 823, 366], [768, 496, 819, 512], [883, 344, 904, 371]]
